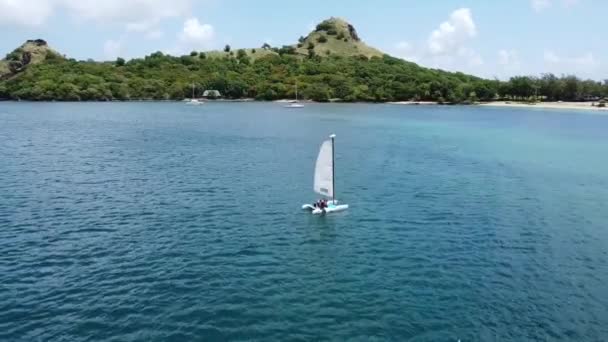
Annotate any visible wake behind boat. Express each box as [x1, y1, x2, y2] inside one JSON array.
[[302, 134, 349, 214]]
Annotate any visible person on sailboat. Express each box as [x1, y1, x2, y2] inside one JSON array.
[[313, 199, 324, 209]]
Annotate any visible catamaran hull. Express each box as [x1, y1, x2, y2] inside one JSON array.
[[302, 203, 349, 215]]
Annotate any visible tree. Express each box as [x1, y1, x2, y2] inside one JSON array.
[[190, 51, 198, 57], [224, 45, 231, 52], [278, 45, 296, 55], [199, 52, 206, 59], [306, 83, 331, 102], [251, 49, 256, 54], [0, 83, 7, 99], [317, 35, 328, 43], [562, 75, 580, 101], [115, 57, 125, 67], [539, 73, 561, 100], [508, 76, 534, 99], [316, 22, 334, 31], [262, 43, 271, 49], [237, 50, 250, 65]]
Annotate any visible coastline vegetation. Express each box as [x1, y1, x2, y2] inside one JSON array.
[[1, 50, 606, 103]]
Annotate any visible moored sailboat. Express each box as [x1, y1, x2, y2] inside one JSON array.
[[186, 83, 204, 105], [285, 83, 304, 108]]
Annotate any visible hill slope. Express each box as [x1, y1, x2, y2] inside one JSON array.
[[0, 18, 501, 102], [203, 17, 382, 60], [295, 17, 383, 58]]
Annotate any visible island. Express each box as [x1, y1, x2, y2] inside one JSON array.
[[1, 18, 606, 109]]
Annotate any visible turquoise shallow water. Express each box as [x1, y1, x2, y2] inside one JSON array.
[[1, 102, 607, 341]]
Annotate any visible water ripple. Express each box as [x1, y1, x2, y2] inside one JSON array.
[[1, 103, 608, 341]]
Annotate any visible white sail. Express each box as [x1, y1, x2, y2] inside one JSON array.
[[314, 139, 333, 197]]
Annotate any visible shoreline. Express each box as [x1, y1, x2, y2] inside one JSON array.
[[387, 100, 608, 112], [478, 101, 608, 112], [1, 99, 607, 112], [387, 101, 439, 105]]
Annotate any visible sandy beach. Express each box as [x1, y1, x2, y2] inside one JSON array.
[[480, 101, 608, 112], [387, 101, 438, 105]]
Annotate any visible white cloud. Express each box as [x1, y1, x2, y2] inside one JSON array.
[[178, 18, 214, 48], [428, 8, 476, 55], [391, 8, 484, 74], [60, 0, 191, 27], [103, 39, 123, 60], [0, 0, 192, 31], [0, 0, 54, 27], [543, 50, 599, 77], [165, 17, 215, 55], [545, 51, 598, 68], [532, 0, 581, 12], [423, 8, 482, 72], [531, 0, 552, 12]]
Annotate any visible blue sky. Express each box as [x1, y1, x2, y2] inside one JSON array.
[[0, 0, 604, 79]]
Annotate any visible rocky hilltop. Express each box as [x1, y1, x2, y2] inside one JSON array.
[[0, 39, 62, 80], [295, 17, 383, 58]]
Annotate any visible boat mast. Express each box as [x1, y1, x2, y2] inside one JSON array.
[[330, 134, 336, 202], [192, 83, 195, 99], [295, 83, 298, 102]]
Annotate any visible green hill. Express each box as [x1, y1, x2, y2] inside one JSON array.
[[0, 39, 62, 80]]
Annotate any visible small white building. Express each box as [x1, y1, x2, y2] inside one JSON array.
[[203, 90, 221, 98]]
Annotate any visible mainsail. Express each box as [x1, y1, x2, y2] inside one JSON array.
[[314, 139, 334, 198]]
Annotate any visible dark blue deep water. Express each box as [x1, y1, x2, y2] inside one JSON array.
[[1, 102, 607, 341]]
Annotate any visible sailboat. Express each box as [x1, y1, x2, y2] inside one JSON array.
[[302, 134, 349, 214], [186, 83, 204, 105], [285, 84, 304, 108]]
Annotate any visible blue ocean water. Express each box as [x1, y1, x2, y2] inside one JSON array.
[[0, 102, 607, 341]]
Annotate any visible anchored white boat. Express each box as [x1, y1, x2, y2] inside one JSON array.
[[186, 83, 204, 105], [302, 134, 349, 214], [285, 84, 304, 108]]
